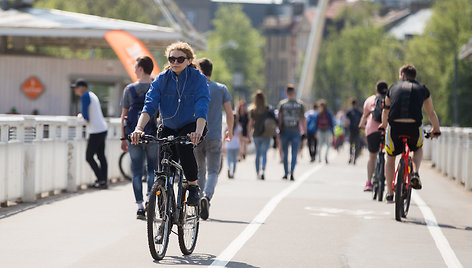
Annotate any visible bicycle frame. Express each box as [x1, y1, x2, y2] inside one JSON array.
[[156, 143, 187, 226], [393, 136, 411, 191]]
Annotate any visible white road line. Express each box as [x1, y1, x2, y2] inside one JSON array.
[[209, 165, 324, 267], [412, 191, 463, 268]]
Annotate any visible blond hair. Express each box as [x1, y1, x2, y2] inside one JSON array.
[[164, 41, 197, 70]]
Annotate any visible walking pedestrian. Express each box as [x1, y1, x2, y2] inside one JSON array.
[[247, 90, 276, 180], [237, 101, 249, 161], [194, 57, 233, 220], [346, 99, 363, 164], [130, 41, 210, 206], [120, 56, 159, 219], [314, 99, 335, 164], [224, 113, 242, 179], [72, 79, 108, 189], [305, 103, 319, 162], [278, 84, 306, 181]]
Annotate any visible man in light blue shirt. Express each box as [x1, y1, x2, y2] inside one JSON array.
[[194, 58, 233, 220]]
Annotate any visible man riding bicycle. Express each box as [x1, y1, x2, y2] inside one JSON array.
[[378, 64, 440, 202]]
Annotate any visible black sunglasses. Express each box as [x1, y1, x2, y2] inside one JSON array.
[[168, 56, 187, 64]]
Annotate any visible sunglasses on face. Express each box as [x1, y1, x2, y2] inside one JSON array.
[[168, 56, 187, 64]]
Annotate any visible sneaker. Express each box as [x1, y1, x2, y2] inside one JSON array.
[[186, 185, 200, 206], [290, 173, 295, 181], [200, 196, 210, 220], [136, 209, 146, 220], [92, 182, 108, 189], [260, 174, 265, 180], [282, 175, 288, 180], [410, 172, 422, 190], [364, 182, 373, 192], [386, 194, 394, 203]]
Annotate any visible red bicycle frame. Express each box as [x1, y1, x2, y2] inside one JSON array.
[[393, 136, 411, 190]]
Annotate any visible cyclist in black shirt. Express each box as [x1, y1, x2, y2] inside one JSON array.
[[379, 64, 440, 202]]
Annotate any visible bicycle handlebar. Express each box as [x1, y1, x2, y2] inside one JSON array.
[[121, 134, 199, 145], [424, 131, 441, 139]]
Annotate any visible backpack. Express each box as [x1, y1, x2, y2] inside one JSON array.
[[259, 107, 277, 137], [307, 113, 317, 133], [125, 85, 157, 135], [371, 94, 385, 123]]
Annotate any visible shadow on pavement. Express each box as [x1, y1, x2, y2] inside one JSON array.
[[206, 218, 250, 225], [0, 180, 129, 220], [155, 253, 259, 267], [404, 217, 472, 231]]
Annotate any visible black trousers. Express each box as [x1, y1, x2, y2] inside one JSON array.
[[307, 133, 317, 159], [86, 131, 108, 184], [159, 122, 206, 182]]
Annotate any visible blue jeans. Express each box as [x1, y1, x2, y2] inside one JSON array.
[[226, 148, 239, 174], [280, 130, 301, 175], [253, 136, 271, 174], [194, 138, 222, 201], [127, 141, 158, 203]]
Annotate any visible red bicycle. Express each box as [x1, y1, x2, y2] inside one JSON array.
[[393, 131, 440, 221]]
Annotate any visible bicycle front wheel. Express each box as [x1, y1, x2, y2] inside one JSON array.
[[118, 152, 132, 181], [377, 155, 385, 202], [395, 159, 405, 221], [177, 187, 199, 255], [147, 178, 171, 260]]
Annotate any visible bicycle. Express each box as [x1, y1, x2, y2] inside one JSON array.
[[134, 134, 200, 260], [371, 132, 385, 202], [392, 130, 440, 222]]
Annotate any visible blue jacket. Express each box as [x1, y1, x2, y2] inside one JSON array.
[[143, 67, 210, 131]]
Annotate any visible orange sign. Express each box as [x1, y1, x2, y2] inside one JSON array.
[[104, 30, 160, 82], [21, 76, 44, 99]]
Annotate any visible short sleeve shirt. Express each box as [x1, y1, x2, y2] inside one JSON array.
[[387, 80, 430, 124], [250, 107, 266, 137], [277, 99, 305, 131], [206, 81, 232, 139], [363, 95, 380, 136]]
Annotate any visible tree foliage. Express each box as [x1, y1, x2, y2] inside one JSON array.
[[314, 0, 472, 126], [198, 4, 265, 100]]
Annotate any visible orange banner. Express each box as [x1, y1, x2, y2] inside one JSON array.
[[104, 30, 160, 82]]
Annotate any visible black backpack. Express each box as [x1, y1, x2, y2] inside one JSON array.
[[371, 94, 385, 123], [125, 85, 157, 135]]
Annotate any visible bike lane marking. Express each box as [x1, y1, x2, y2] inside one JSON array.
[[412, 191, 463, 268], [209, 164, 324, 267]]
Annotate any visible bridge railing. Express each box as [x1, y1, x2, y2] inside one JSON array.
[[423, 127, 472, 191], [0, 115, 122, 205]]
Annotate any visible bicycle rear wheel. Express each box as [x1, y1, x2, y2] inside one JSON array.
[[402, 159, 413, 218], [178, 186, 199, 255], [372, 163, 379, 200], [147, 177, 171, 260], [395, 159, 405, 221]]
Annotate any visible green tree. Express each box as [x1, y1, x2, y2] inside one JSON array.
[[405, 0, 472, 126], [200, 4, 265, 99]]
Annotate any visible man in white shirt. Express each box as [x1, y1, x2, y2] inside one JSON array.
[[73, 79, 108, 189]]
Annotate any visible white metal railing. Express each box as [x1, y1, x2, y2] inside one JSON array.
[[0, 115, 122, 204], [423, 127, 472, 191]]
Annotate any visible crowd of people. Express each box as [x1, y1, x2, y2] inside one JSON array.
[[72, 40, 440, 220]]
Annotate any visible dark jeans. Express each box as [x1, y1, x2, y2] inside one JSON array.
[[159, 123, 205, 182], [307, 132, 317, 159], [86, 131, 108, 184], [349, 130, 361, 160]]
